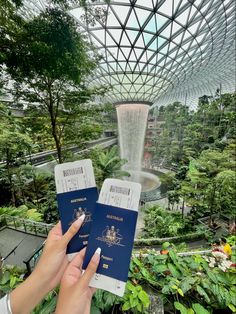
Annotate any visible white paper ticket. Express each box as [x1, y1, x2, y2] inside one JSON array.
[[54, 159, 96, 193], [98, 179, 141, 210]]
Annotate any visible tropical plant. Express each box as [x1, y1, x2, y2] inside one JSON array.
[[32, 290, 58, 314], [121, 281, 150, 313], [181, 148, 235, 222], [0, 104, 33, 205], [0, 205, 43, 221], [142, 205, 193, 238], [0, 266, 24, 294], [81, 145, 130, 188], [129, 245, 236, 313]]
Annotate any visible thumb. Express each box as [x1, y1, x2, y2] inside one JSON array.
[[80, 247, 101, 287]]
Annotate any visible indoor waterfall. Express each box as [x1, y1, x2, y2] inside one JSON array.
[[116, 103, 149, 183]]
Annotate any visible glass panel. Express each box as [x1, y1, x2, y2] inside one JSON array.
[[156, 13, 169, 29], [112, 5, 131, 25], [134, 7, 152, 27], [126, 9, 140, 29], [143, 33, 154, 45], [144, 16, 157, 33], [158, 1, 172, 16], [120, 31, 131, 46]]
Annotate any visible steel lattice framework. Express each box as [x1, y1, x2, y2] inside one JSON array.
[[23, 0, 236, 108]]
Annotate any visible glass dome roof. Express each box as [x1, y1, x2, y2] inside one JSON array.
[[23, 0, 235, 108]]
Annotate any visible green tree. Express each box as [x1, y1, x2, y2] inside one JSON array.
[[4, 8, 107, 163], [96, 145, 130, 185], [80, 145, 130, 188], [0, 103, 32, 205], [214, 170, 236, 218], [181, 149, 235, 222]]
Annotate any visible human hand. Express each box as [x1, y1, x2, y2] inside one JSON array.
[[10, 216, 86, 314], [34, 215, 86, 292], [55, 247, 101, 314]]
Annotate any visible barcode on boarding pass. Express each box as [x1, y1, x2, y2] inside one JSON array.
[[110, 185, 130, 195], [63, 167, 83, 177]]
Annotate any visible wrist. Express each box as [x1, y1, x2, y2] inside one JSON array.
[[30, 268, 52, 295], [10, 270, 51, 314]]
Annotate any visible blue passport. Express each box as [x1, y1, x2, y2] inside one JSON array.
[[57, 187, 98, 254], [83, 203, 138, 282]]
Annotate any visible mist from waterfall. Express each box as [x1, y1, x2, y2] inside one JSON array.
[[116, 104, 149, 183]]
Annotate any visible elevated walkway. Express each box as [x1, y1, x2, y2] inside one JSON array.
[[0, 136, 117, 167], [0, 228, 45, 268], [0, 215, 51, 269]]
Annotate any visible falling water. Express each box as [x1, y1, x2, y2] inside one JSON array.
[[116, 103, 149, 183]]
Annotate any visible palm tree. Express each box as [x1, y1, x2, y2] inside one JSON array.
[[96, 145, 130, 187]]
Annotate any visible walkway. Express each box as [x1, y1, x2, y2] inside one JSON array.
[[0, 227, 46, 268]]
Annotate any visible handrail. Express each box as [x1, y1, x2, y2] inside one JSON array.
[[0, 214, 54, 236], [23, 243, 45, 274]]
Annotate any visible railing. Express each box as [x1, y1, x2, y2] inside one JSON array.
[[0, 215, 54, 236], [23, 243, 45, 275], [0, 136, 117, 167]]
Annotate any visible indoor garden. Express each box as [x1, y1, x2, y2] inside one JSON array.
[[0, 0, 235, 313]]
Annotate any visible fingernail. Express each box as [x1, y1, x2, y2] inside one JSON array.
[[95, 247, 101, 255], [75, 214, 85, 226], [93, 247, 101, 262]]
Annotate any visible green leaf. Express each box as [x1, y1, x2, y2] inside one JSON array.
[[162, 242, 171, 249], [126, 281, 135, 292], [207, 270, 219, 284], [137, 302, 142, 312], [90, 305, 101, 314], [122, 301, 131, 311], [132, 256, 143, 267], [228, 304, 236, 313], [168, 263, 181, 277], [138, 290, 150, 307], [153, 264, 168, 273], [103, 292, 117, 311], [174, 301, 189, 314], [177, 288, 184, 297], [169, 250, 178, 262], [171, 285, 178, 290], [181, 277, 196, 293], [129, 297, 139, 308], [141, 267, 151, 279], [154, 254, 168, 260], [192, 303, 211, 314], [0, 271, 10, 285], [37, 295, 57, 314], [162, 285, 171, 294], [10, 276, 17, 288], [196, 285, 210, 303]]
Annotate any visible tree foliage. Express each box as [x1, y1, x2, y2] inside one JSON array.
[[2, 7, 108, 163]]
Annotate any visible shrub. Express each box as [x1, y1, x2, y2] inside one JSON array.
[[142, 205, 194, 238]]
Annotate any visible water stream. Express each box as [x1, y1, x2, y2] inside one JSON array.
[[116, 103, 149, 184]]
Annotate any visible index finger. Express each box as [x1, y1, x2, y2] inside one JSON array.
[[59, 214, 85, 249]]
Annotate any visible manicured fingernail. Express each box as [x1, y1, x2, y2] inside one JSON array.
[[93, 247, 101, 262], [75, 214, 85, 226], [95, 247, 101, 255]]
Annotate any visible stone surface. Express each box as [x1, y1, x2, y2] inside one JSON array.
[[148, 294, 164, 314]]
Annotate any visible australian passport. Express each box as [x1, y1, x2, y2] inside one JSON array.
[[83, 179, 141, 296], [55, 159, 98, 259]]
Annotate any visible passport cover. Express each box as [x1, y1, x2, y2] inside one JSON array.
[[83, 203, 138, 282], [57, 187, 98, 254]]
